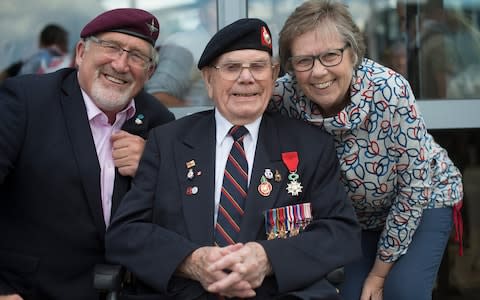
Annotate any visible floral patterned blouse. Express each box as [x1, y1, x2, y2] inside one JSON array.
[[270, 58, 463, 262]]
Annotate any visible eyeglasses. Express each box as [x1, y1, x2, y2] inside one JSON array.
[[212, 61, 275, 81], [88, 36, 153, 69], [289, 44, 350, 72]]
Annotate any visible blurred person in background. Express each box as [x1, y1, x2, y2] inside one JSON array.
[[146, 0, 217, 107], [18, 23, 71, 75]]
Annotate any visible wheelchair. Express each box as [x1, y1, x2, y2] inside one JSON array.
[[94, 264, 345, 300]]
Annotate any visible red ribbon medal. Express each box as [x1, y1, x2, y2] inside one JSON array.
[[281, 152, 303, 196]]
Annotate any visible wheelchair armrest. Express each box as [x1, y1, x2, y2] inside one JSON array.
[[94, 264, 125, 292], [326, 267, 345, 286]]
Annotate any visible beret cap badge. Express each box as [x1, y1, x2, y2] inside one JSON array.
[[261, 26, 272, 48], [146, 19, 159, 36]]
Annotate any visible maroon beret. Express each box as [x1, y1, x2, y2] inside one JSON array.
[[80, 8, 159, 46], [198, 18, 273, 69]]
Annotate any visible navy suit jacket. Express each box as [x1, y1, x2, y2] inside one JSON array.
[[106, 110, 361, 299], [0, 68, 174, 300]]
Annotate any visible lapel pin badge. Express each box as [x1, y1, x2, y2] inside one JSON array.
[[186, 186, 199, 195], [134, 113, 144, 125], [274, 169, 282, 182], [264, 168, 273, 180], [187, 168, 194, 180], [258, 175, 272, 197], [186, 160, 196, 169]]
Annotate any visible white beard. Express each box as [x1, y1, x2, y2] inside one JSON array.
[[90, 73, 134, 113]]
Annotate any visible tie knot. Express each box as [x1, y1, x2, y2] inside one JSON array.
[[229, 125, 248, 142]]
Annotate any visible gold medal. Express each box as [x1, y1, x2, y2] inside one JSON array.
[[278, 227, 287, 239], [290, 227, 300, 237], [267, 230, 276, 240]]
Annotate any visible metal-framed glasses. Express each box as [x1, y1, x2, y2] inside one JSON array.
[[289, 44, 350, 72], [212, 61, 275, 81], [88, 36, 153, 69]]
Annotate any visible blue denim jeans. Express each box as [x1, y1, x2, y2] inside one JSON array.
[[339, 207, 453, 300]]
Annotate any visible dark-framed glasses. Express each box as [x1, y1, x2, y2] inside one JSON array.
[[88, 36, 153, 69], [289, 44, 350, 72], [212, 61, 275, 81]]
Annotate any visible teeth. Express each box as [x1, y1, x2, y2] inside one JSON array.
[[105, 74, 125, 84], [234, 93, 257, 96], [314, 80, 333, 89]]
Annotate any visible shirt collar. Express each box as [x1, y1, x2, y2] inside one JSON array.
[[214, 109, 262, 145]]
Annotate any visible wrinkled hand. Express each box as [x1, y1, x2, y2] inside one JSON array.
[[178, 244, 253, 297], [207, 242, 272, 298], [360, 273, 385, 300], [111, 130, 145, 177], [0, 295, 24, 300]]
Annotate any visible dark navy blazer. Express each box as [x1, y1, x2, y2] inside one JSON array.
[[106, 110, 361, 300]]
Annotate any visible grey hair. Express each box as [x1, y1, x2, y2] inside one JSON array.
[[279, 0, 366, 72]]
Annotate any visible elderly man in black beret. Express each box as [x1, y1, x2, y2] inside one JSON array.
[[105, 18, 360, 299], [0, 8, 174, 300]]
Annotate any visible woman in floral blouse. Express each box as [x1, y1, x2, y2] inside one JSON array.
[[269, 1, 463, 299]]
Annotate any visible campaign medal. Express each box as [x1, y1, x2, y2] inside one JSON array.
[[258, 175, 272, 197], [277, 208, 287, 238], [290, 227, 300, 237], [267, 230, 277, 240], [281, 152, 303, 196], [264, 208, 277, 240]]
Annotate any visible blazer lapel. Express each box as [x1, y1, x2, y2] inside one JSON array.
[[176, 112, 217, 245], [60, 72, 106, 234], [111, 98, 150, 216], [239, 115, 285, 242], [120, 100, 149, 138]]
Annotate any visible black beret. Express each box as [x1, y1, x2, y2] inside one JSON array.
[[80, 8, 159, 46], [197, 18, 272, 69]]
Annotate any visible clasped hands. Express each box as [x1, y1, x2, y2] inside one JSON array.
[[179, 242, 272, 298]]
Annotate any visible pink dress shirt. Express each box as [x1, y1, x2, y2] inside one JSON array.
[[82, 90, 136, 226]]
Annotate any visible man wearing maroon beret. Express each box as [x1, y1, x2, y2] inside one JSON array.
[[106, 18, 360, 299], [0, 8, 174, 300]]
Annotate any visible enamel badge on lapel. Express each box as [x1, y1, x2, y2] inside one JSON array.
[[264, 168, 273, 180], [134, 114, 144, 125], [186, 160, 196, 180], [186, 160, 195, 169], [274, 169, 282, 182], [186, 186, 198, 195], [281, 152, 303, 196], [185, 160, 201, 194], [258, 175, 272, 197]]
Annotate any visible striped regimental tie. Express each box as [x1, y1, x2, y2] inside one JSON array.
[[215, 125, 249, 247]]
